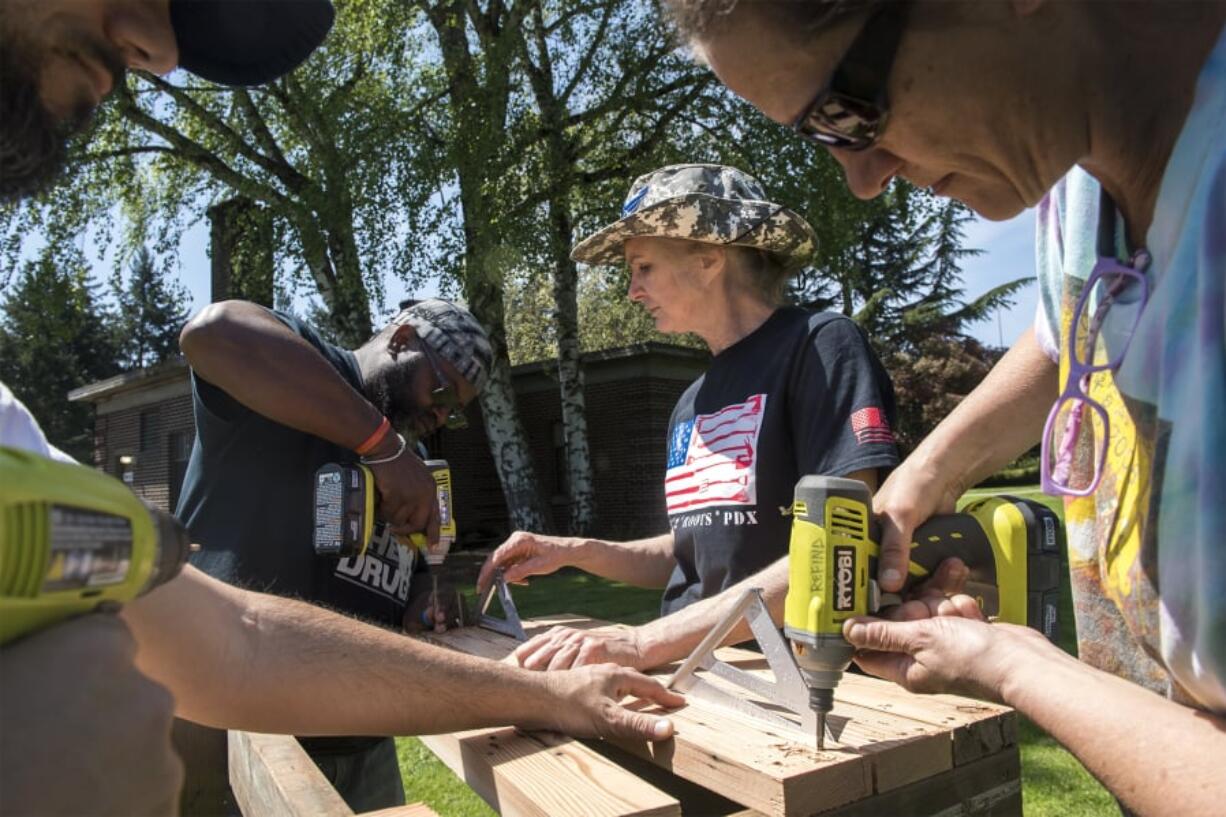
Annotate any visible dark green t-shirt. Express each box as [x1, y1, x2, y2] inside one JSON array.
[[175, 310, 418, 753]]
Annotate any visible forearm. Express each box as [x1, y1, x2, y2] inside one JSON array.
[[908, 327, 1056, 493], [636, 556, 790, 669], [574, 533, 677, 588], [180, 301, 381, 450], [124, 568, 556, 736], [1005, 645, 1226, 816]]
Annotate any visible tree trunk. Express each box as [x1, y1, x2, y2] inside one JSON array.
[[463, 235, 551, 534], [427, 0, 548, 534], [547, 204, 596, 535], [477, 354, 550, 532], [323, 219, 374, 347]]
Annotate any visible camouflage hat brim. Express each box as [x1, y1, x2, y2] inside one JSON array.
[[570, 193, 817, 268]]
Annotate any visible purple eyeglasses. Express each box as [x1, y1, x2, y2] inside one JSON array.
[[1041, 189, 1153, 497], [1040, 248, 1150, 497]]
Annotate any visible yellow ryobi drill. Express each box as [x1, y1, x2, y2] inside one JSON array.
[[312, 459, 455, 562], [0, 446, 194, 646], [783, 475, 1063, 748]]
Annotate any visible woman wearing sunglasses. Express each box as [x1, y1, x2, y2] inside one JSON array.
[[477, 163, 900, 673], [664, 0, 1226, 813]]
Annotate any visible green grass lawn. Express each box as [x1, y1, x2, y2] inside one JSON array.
[[397, 487, 1117, 816]]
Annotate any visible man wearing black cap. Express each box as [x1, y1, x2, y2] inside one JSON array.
[[0, 0, 335, 202]]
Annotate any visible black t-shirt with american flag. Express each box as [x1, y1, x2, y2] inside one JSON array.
[[660, 307, 899, 616]]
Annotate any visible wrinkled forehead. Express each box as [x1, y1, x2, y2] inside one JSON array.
[[687, 4, 863, 124]]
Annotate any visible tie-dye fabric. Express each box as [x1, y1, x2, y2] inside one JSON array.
[[1034, 28, 1226, 714]]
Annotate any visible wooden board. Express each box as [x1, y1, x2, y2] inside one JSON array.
[[229, 730, 351, 817], [834, 676, 1017, 766], [588, 741, 1021, 817], [422, 615, 1018, 817], [817, 746, 1022, 817], [419, 727, 679, 817], [228, 731, 443, 817]]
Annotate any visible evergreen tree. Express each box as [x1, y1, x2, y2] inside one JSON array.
[[787, 185, 1026, 354], [111, 248, 191, 371], [0, 255, 121, 461]]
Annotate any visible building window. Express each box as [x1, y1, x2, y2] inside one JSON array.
[[139, 409, 160, 452], [167, 430, 193, 511]]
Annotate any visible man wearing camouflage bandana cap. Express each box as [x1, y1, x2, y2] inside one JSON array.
[[480, 163, 900, 679], [173, 297, 488, 812], [571, 163, 817, 268], [391, 298, 493, 394]]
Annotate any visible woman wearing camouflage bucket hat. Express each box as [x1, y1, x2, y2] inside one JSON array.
[[478, 163, 901, 673]]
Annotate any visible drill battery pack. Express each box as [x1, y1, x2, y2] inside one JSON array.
[[312, 463, 374, 559]]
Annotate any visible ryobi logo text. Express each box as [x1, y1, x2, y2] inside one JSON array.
[[833, 546, 856, 612]]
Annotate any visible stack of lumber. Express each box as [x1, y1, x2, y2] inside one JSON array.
[[420, 615, 1021, 817]]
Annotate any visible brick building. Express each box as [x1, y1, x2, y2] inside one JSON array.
[[69, 343, 708, 546]]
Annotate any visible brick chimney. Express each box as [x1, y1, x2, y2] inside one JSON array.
[[207, 197, 275, 306]]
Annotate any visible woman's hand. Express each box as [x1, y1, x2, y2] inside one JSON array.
[[844, 593, 1059, 703], [513, 625, 647, 671], [476, 531, 584, 594]]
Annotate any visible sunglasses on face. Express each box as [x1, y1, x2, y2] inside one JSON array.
[[791, 1, 911, 151], [419, 342, 469, 431]]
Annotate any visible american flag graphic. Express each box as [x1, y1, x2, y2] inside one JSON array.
[[665, 395, 766, 514], [850, 406, 894, 445]]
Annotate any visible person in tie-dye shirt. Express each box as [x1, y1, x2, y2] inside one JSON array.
[[662, 0, 1226, 812]]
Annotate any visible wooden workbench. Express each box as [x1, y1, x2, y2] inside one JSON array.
[[419, 615, 1021, 817]]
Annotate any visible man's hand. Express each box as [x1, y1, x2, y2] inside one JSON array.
[[476, 531, 582, 594], [535, 664, 683, 741], [0, 615, 183, 816], [368, 445, 440, 544], [513, 625, 646, 671], [872, 456, 965, 594], [843, 594, 1057, 703]]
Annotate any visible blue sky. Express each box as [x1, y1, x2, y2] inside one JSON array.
[[957, 209, 1037, 347]]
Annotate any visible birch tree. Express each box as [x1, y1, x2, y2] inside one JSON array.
[[511, 0, 712, 533]]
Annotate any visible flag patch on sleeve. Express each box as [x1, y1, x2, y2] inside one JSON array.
[[850, 406, 894, 445]]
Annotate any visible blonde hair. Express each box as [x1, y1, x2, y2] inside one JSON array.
[[724, 245, 792, 305]]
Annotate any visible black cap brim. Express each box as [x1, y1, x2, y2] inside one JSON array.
[[170, 0, 335, 87]]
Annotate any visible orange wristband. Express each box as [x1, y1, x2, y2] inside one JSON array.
[[355, 417, 392, 456]]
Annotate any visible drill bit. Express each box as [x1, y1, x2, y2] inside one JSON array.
[[811, 687, 833, 751]]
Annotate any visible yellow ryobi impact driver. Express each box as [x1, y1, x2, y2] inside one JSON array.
[[783, 475, 1063, 747], [0, 445, 195, 646]]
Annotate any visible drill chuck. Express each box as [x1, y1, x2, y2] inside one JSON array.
[[145, 504, 194, 594], [809, 686, 833, 715]]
